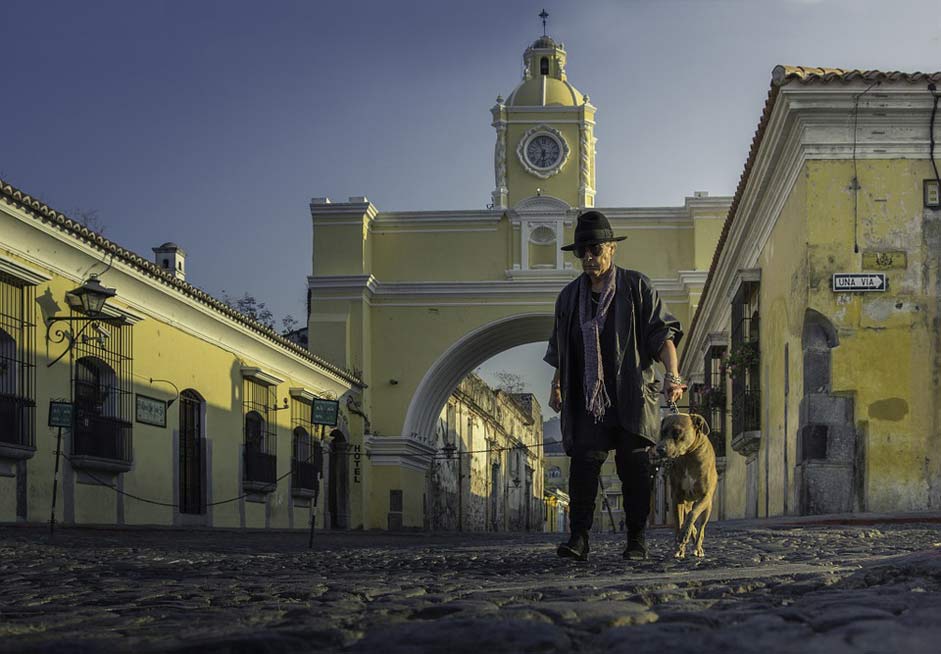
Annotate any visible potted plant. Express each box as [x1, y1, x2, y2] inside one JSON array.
[[723, 342, 759, 380]]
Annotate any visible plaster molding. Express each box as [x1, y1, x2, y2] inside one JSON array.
[[240, 367, 284, 387], [289, 387, 317, 403], [505, 105, 584, 114], [0, 255, 52, 285], [364, 434, 438, 473], [726, 268, 762, 303], [309, 272, 709, 303]]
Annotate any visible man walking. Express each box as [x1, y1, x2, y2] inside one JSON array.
[[544, 210, 685, 561]]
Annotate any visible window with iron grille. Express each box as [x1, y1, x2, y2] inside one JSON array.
[[291, 397, 321, 492], [71, 314, 133, 464], [179, 389, 204, 514], [0, 273, 36, 451], [243, 377, 277, 486], [731, 281, 760, 437], [700, 345, 727, 457]]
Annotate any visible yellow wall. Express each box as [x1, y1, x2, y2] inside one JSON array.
[[1, 204, 359, 530]]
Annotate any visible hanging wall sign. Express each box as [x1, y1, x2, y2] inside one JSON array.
[[135, 394, 167, 428], [311, 398, 339, 426]]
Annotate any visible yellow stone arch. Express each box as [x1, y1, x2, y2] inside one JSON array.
[[305, 34, 732, 528]]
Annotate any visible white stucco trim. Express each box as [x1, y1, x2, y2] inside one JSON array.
[[289, 387, 317, 403], [364, 435, 438, 473], [0, 255, 52, 285], [240, 367, 284, 387]]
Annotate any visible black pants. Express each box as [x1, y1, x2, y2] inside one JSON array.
[[568, 425, 652, 537]]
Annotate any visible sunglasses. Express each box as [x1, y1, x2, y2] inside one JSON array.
[[574, 243, 607, 259]]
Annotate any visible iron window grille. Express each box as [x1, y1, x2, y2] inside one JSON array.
[[291, 398, 321, 492], [699, 345, 728, 458], [243, 377, 277, 485], [731, 282, 761, 437], [179, 389, 204, 514], [0, 273, 36, 450], [71, 315, 133, 464]]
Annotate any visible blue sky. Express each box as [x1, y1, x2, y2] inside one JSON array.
[[3, 0, 941, 403]]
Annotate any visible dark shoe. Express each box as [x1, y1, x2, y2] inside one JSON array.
[[557, 532, 589, 562], [623, 533, 648, 560]]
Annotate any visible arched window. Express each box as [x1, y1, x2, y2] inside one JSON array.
[[75, 356, 117, 417], [548, 465, 562, 479], [540, 57, 549, 75], [179, 389, 205, 514], [73, 356, 130, 461]]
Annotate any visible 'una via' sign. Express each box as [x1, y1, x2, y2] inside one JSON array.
[[831, 273, 887, 292]]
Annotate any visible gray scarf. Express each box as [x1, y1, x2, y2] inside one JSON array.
[[578, 266, 616, 422]]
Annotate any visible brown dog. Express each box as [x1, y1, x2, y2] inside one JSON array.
[[655, 413, 717, 559]]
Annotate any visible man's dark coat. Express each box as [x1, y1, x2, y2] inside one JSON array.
[[544, 266, 683, 455]]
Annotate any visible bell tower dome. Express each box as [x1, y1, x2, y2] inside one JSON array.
[[491, 27, 596, 210]]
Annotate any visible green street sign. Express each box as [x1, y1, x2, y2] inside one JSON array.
[[312, 398, 339, 427], [49, 401, 73, 428]]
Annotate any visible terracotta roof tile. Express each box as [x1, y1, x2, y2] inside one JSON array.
[[0, 177, 364, 388]]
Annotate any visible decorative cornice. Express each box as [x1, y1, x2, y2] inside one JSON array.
[[240, 367, 284, 387], [364, 435, 438, 473], [289, 387, 317, 403], [0, 255, 52, 286], [308, 272, 710, 303], [726, 268, 762, 302]]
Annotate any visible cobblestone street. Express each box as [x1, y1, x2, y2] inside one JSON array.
[[2, 516, 940, 653]]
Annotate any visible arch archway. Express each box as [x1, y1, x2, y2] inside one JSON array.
[[402, 312, 554, 442]]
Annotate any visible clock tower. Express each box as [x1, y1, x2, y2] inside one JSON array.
[[491, 34, 596, 210]]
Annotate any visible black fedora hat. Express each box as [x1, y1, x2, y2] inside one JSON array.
[[560, 210, 627, 251]]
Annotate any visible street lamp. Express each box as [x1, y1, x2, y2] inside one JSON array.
[[64, 274, 116, 316], [46, 275, 124, 367]]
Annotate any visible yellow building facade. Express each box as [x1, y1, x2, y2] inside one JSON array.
[[0, 180, 364, 530], [682, 67, 941, 518], [308, 35, 731, 529]]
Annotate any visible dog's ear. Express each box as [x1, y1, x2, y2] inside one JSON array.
[[690, 413, 710, 436]]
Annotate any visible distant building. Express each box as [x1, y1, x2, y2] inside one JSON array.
[[426, 373, 544, 531]]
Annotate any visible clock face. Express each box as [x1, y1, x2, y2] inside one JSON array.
[[525, 134, 562, 169]]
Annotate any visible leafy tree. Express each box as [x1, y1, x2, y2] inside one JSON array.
[[220, 291, 276, 330], [281, 314, 299, 334], [494, 371, 527, 394]]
